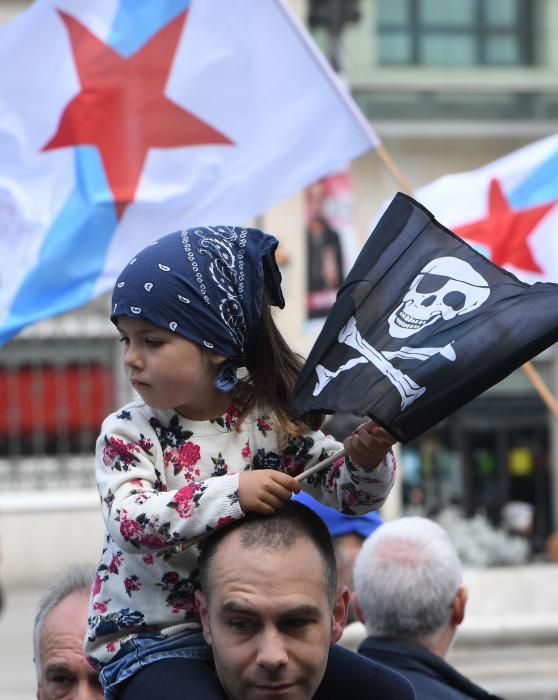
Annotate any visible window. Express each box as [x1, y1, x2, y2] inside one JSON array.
[[377, 0, 536, 67]]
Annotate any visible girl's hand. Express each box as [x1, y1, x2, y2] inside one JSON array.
[[239, 470, 301, 514], [343, 420, 396, 471]]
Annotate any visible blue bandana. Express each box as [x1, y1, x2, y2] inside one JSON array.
[[111, 226, 284, 365]]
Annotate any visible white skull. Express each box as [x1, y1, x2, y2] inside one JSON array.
[[388, 257, 490, 339]]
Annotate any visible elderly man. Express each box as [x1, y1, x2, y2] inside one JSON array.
[[194, 500, 414, 700], [353, 517, 503, 700], [34, 564, 102, 700]]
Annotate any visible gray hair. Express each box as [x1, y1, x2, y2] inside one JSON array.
[[353, 517, 462, 645], [33, 564, 97, 681]]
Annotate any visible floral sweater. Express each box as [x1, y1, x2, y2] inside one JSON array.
[[85, 398, 396, 669]]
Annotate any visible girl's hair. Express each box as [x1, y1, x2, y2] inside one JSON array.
[[232, 287, 324, 439]]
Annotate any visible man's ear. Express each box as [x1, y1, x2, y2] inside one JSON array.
[[194, 589, 212, 645], [331, 586, 351, 643], [451, 585, 468, 627], [351, 591, 365, 625]]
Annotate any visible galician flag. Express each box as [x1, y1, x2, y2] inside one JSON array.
[[415, 134, 558, 285], [0, 0, 378, 344]]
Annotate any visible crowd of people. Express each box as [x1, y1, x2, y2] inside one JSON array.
[[32, 506, 503, 699], [29, 225, 503, 699]]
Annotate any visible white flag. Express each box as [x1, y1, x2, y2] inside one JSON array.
[[0, 0, 378, 344]]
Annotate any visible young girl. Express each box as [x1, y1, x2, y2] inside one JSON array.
[[85, 225, 396, 698]]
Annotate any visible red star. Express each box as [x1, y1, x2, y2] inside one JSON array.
[[455, 178, 554, 274], [42, 10, 233, 219]]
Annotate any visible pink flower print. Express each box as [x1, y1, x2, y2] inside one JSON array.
[[93, 600, 109, 613], [326, 457, 344, 489], [165, 442, 201, 477], [241, 442, 251, 460], [138, 435, 154, 453], [124, 575, 141, 597], [91, 574, 102, 596], [217, 515, 236, 528], [102, 436, 140, 470], [333, 456, 344, 470], [108, 552, 124, 574], [139, 533, 167, 549], [106, 641, 117, 653], [131, 478, 144, 487], [119, 511, 142, 542], [225, 403, 239, 429], [171, 482, 202, 518], [256, 415, 272, 436], [142, 554, 154, 565]]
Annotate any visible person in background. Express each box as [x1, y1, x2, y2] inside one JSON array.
[[294, 490, 382, 623], [353, 517, 504, 700], [34, 564, 102, 700], [193, 500, 415, 700], [86, 225, 397, 699]]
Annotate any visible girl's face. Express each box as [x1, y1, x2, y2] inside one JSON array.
[[116, 316, 228, 420]]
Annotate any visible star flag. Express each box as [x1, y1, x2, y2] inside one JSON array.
[[289, 193, 558, 443], [414, 134, 558, 284], [0, 0, 378, 345]]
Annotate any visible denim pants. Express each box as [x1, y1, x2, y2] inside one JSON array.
[[99, 631, 213, 699]]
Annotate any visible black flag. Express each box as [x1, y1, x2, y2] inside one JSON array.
[[289, 192, 558, 443]]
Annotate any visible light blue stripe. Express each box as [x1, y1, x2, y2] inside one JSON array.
[[509, 149, 558, 208], [0, 147, 117, 344], [108, 0, 190, 57], [2, 1, 190, 344]]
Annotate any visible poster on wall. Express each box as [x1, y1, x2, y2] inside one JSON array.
[[305, 169, 357, 322]]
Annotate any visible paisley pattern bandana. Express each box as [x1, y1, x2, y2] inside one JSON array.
[[111, 225, 284, 364]]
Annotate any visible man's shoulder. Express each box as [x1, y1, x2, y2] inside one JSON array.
[[326, 643, 416, 699], [359, 636, 500, 700]]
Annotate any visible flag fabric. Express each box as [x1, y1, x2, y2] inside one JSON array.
[[289, 192, 558, 443], [0, 0, 378, 345], [415, 134, 558, 285]]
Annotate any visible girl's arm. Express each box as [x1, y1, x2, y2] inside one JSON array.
[[97, 410, 245, 554], [281, 420, 396, 515]]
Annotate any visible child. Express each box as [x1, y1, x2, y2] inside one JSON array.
[[85, 225, 396, 698]]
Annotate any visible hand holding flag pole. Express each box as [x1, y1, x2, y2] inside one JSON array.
[[296, 420, 395, 482]]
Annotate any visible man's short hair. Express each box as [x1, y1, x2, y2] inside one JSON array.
[[198, 500, 337, 604], [33, 563, 97, 680], [353, 517, 462, 643]]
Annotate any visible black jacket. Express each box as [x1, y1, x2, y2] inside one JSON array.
[[359, 637, 504, 700], [315, 642, 416, 699]]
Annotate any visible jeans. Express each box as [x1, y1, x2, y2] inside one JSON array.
[[99, 631, 213, 699]]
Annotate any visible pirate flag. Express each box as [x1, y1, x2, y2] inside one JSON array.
[[289, 192, 558, 443]]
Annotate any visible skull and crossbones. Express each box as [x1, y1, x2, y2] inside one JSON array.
[[313, 256, 490, 410]]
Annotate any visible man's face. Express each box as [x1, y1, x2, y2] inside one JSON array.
[[37, 591, 103, 700], [196, 531, 348, 700]]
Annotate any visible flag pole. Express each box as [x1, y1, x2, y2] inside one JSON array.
[[295, 448, 346, 482], [521, 360, 558, 418], [374, 143, 414, 195]]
